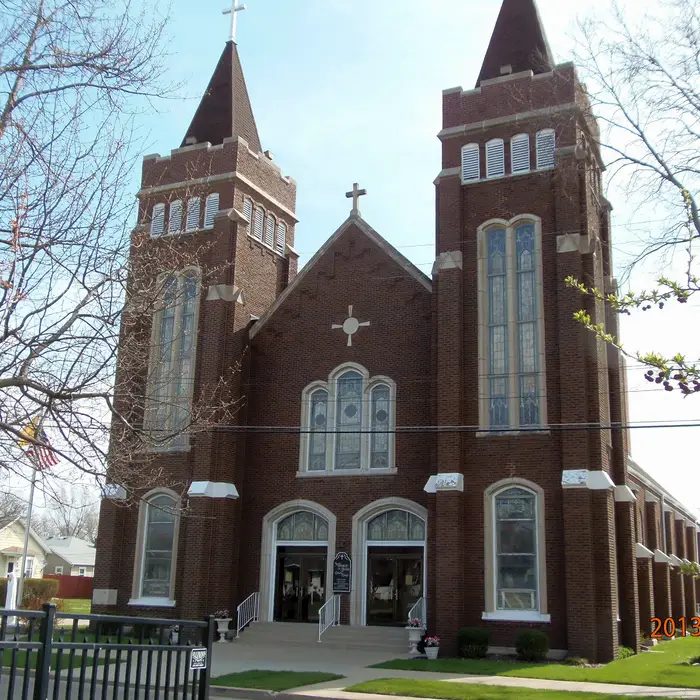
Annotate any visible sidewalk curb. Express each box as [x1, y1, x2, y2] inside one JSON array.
[[210, 687, 347, 700]]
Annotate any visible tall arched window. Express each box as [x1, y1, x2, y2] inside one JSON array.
[[336, 370, 363, 470], [486, 138, 505, 179], [461, 143, 480, 182], [483, 480, 549, 622], [299, 366, 395, 474], [536, 129, 556, 170], [203, 193, 219, 229], [511, 134, 530, 174], [132, 492, 179, 605], [146, 270, 200, 449], [478, 217, 546, 431]]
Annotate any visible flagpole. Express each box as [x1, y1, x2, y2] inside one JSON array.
[[17, 414, 43, 604]]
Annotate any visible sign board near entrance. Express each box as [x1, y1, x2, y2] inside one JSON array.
[[333, 552, 352, 593], [190, 647, 207, 670]]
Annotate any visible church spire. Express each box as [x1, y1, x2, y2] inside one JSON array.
[[180, 41, 262, 152], [475, 0, 553, 87]]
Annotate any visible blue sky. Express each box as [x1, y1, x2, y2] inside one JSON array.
[[126, 0, 699, 513]]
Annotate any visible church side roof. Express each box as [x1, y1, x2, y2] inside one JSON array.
[[181, 41, 262, 152], [249, 215, 432, 341], [476, 0, 553, 87]]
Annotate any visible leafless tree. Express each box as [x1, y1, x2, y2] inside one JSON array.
[[0, 486, 26, 522], [0, 0, 241, 502], [33, 488, 99, 543], [568, 0, 700, 392]]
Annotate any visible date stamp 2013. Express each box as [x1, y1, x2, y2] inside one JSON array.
[[650, 617, 700, 638]]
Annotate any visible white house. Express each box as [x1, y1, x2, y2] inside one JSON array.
[[0, 518, 50, 579]]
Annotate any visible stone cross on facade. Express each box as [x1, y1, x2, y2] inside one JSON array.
[[345, 182, 367, 217], [332, 305, 370, 347], [222, 0, 247, 42]]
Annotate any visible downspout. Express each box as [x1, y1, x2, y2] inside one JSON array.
[[660, 494, 667, 553]]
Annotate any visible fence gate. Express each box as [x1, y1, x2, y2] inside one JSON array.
[[0, 604, 215, 700]]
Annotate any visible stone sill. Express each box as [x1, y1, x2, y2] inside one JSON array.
[[150, 226, 215, 239], [476, 429, 551, 438], [461, 167, 555, 187], [128, 598, 176, 608], [296, 468, 398, 478], [482, 611, 551, 623], [148, 445, 191, 454], [247, 232, 285, 259]]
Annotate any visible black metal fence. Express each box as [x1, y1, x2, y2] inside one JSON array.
[[0, 604, 215, 700]]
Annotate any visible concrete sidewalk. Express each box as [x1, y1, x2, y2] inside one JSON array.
[[211, 667, 700, 699]]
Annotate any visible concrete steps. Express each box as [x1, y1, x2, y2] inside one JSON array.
[[235, 622, 408, 654]]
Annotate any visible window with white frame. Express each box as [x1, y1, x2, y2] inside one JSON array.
[[479, 219, 545, 430], [203, 193, 219, 229], [300, 365, 395, 474], [486, 139, 505, 179], [243, 197, 253, 224], [185, 197, 201, 232], [150, 203, 165, 237], [24, 557, 34, 578], [168, 200, 183, 234], [276, 220, 286, 254], [494, 486, 538, 611], [252, 206, 264, 241], [55, 565, 63, 575], [135, 492, 179, 601], [461, 143, 480, 182], [536, 129, 556, 170], [510, 134, 530, 174], [78, 567, 86, 576], [264, 213, 275, 248], [145, 270, 200, 449]]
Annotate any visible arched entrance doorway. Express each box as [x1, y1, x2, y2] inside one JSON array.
[[351, 498, 427, 626], [259, 500, 336, 623]]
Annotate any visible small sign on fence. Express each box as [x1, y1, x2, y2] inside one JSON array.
[[190, 647, 207, 670], [332, 552, 352, 594]]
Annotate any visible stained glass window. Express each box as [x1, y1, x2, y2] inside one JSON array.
[[370, 385, 390, 469], [495, 487, 537, 610], [277, 512, 329, 542], [146, 271, 199, 448], [487, 228, 509, 427], [367, 510, 425, 542], [335, 371, 363, 469], [308, 389, 328, 471], [516, 223, 539, 426], [142, 494, 177, 598]]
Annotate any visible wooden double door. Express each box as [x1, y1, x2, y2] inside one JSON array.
[[274, 547, 326, 623], [366, 547, 423, 626]]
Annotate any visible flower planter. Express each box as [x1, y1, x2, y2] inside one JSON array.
[[215, 618, 231, 643], [425, 646, 439, 660], [406, 626, 424, 656]]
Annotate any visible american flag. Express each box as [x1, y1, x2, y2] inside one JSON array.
[[20, 420, 59, 469]]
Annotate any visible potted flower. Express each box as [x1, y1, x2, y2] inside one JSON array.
[[406, 617, 424, 656], [213, 609, 231, 643], [424, 635, 440, 660]]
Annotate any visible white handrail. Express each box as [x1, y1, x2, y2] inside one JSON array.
[[236, 591, 260, 638], [318, 594, 340, 642], [407, 597, 426, 627]]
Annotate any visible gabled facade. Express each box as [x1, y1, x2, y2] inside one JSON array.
[[93, 2, 700, 663]]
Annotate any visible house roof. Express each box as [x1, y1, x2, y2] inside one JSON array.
[[44, 536, 96, 567], [181, 41, 262, 152], [476, 0, 553, 87], [248, 213, 432, 341], [0, 518, 52, 554]]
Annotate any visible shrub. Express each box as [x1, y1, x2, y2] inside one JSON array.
[[564, 656, 589, 666], [617, 646, 635, 660], [457, 627, 490, 659], [515, 630, 549, 662], [0, 577, 58, 609]]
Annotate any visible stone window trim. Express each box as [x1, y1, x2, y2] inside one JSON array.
[[129, 488, 181, 608], [476, 215, 548, 432], [297, 362, 396, 476], [483, 478, 550, 623], [143, 267, 202, 452], [241, 194, 287, 260], [258, 500, 337, 622]]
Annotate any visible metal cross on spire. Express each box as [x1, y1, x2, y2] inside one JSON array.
[[222, 0, 247, 42], [345, 182, 367, 218]]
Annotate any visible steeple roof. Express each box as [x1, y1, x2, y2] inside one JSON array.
[[181, 41, 262, 152], [476, 0, 553, 87]]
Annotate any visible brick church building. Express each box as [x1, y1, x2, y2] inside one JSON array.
[[94, 0, 700, 661]]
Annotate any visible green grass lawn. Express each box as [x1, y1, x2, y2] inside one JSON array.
[[2, 649, 104, 669], [372, 636, 700, 689], [346, 678, 671, 700], [58, 599, 91, 614], [211, 670, 344, 691]]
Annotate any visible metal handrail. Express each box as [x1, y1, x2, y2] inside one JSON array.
[[318, 594, 340, 642], [236, 591, 260, 638], [407, 597, 426, 627]]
